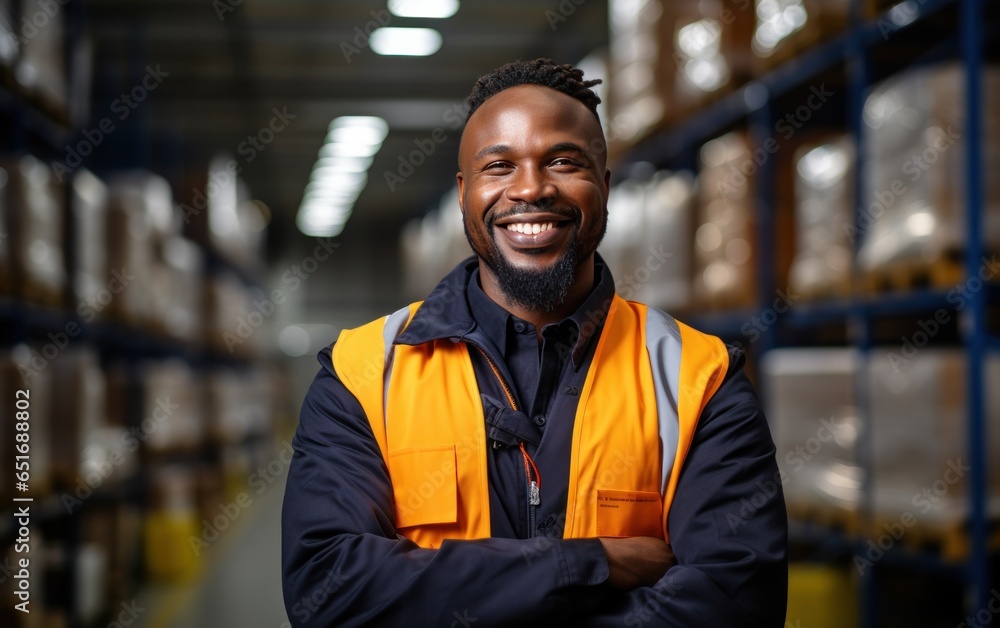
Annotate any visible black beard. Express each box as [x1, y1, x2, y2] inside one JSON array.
[[484, 236, 581, 312], [464, 213, 583, 312]]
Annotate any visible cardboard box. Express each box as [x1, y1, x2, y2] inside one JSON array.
[[789, 137, 855, 299], [693, 131, 758, 309]]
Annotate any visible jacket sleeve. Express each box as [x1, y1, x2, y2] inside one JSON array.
[[583, 346, 789, 627], [281, 346, 612, 628]]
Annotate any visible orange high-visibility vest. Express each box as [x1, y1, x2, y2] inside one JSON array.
[[332, 294, 729, 549]]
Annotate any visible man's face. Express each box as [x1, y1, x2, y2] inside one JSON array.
[[457, 84, 610, 311]]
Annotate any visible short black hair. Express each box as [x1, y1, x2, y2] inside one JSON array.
[[465, 58, 602, 123]]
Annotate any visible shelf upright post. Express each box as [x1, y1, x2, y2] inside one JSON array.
[[750, 95, 777, 360], [845, 0, 876, 622], [961, 0, 989, 617]]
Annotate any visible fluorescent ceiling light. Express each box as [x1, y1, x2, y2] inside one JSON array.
[[309, 169, 368, 187], [297, 114, 388, 238], [304, 184, 363, 201], [315, 156, 373, 172], [326, 120, 389, 146], [297, 217, 347, 238], [370, 27, 442, 57], [319, 142, 380, 159], [388, 0, 459, 18]]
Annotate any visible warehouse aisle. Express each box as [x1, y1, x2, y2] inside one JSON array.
[[135, 476, 290, 628]]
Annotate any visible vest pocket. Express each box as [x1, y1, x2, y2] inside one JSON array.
[[595, 489, 664, 538], [387, 445, 458, 528]]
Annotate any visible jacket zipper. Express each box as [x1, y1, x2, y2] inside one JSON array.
[[471, 344, 541, 537]]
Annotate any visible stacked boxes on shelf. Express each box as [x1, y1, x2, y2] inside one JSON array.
[[603, 178, 649, 286], [764, 348, 1000, 559], [635, 171, 695, 311], [606, 0, 756, 155], [694, 132, 757, 309], [141, 359, 204, 454], [868, 350, 1000, 558], [0, 155, 66, 307], [858, 63, 1000, 292], [788, 137, 855, 300], [762, 348, 863, 529], [399, 186, 469, 301], [601, 171, 695, 312], [0, 160, 280, 620]]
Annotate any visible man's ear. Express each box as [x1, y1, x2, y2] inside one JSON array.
[[456, 171, 466, 214], [604, 168, 611, 195]]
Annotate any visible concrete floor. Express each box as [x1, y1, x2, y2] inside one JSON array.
[[134, 474, 290, 628]]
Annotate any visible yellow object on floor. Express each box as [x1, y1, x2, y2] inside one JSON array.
[[787, 563, 858, 628], [144, 511, 202, 583]]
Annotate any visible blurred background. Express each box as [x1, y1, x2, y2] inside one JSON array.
[[0, 0, 998, 626]]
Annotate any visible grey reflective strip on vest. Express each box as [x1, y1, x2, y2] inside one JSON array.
[[381, 306, 412, 431], [644, 308, 683, 494]]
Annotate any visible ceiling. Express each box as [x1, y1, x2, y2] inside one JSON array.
[[85, 0, 610, 255]]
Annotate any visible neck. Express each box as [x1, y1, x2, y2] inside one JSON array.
[[477, 255, 596, 331]]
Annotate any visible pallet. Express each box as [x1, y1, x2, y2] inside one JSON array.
[[861, 256, 965, 295], [21, 280, 64, 309], [791, 277, 854, 303], [867, 514, 1000, 562], [787, 500, 862, 536]]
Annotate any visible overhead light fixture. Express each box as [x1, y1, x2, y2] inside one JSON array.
[[370, 27, 442, 57], [388, 0, 460, 19], [297, 115, 388, 237]]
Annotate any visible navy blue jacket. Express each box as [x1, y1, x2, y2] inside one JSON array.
[[282, 258, 788, 627]]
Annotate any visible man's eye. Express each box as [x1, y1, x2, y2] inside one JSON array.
[[551, 158, 580, 167], [484, 161, 511, 170]]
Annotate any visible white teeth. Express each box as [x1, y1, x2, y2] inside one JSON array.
[[505, 222, 555, 234]]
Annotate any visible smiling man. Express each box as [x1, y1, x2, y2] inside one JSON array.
[[282, 59, 788, 627]]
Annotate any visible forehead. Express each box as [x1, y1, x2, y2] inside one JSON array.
[[460, 84, 604, 157]]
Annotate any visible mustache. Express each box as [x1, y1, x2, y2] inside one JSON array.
[[487, 203, 580, 228]]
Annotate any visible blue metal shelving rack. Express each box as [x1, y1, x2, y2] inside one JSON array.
[[0, 3, 267, 626], [620, 0, 997, 623]]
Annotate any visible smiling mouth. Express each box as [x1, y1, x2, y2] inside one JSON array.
[[504, 221, 562, 234]]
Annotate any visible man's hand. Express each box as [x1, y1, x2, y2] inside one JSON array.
[[599, 537, 676, 590]]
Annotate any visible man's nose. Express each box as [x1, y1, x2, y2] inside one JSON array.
[[505, 166, 556, 206]]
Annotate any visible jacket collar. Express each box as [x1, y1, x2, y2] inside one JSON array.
[[395, 254, 616, 369], [394, 256, 480, 346]]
